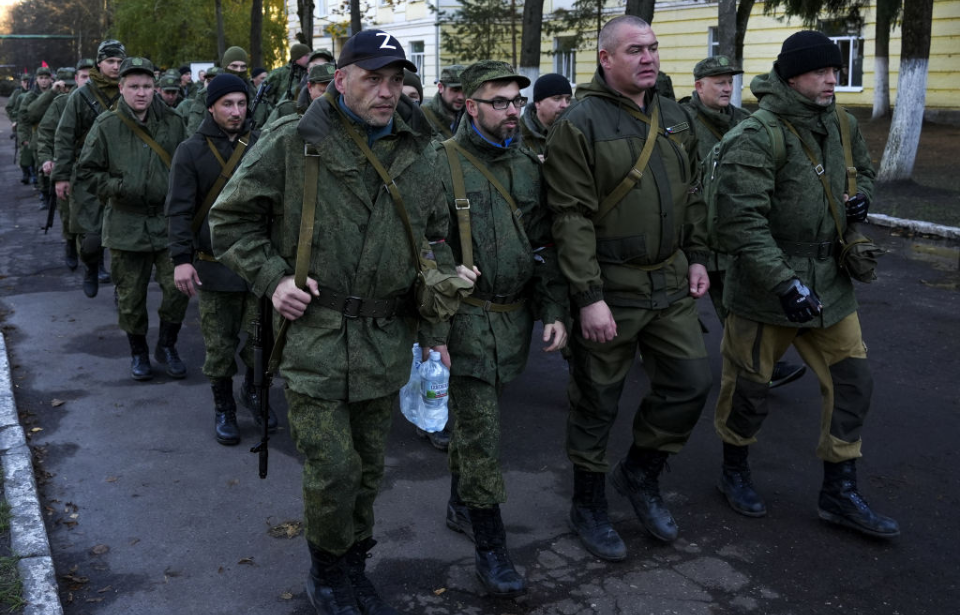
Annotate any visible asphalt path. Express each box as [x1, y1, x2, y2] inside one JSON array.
[[1, 112, 958, 614]]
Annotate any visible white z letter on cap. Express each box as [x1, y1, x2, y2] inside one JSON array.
[[377, 32, 398, 50]]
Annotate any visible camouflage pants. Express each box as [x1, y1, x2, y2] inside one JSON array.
[[285, 388, 394, 556], [197, 288, 257, 381], [110, 249, 188, 336], [448, 375, 505, 507], [714, 312, 871, 463], [566, 297, 712, 473]]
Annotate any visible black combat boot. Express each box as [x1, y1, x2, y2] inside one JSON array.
[[445, 474, 473, 541], [82, 260, 99, 298], [717, 442, 767, 517], [64, 241, 78, 271], [239, 367, 278, 432], [306, 543, 361, 615], [20, 166, 30, 185], [416, 426, 450, 451], [468, 505, 526, 598], [818, 460, 900, 538], [611, 446, 678, 542], [97, 249, 111, 283], [344, 538, 406, 614], [127, 333, 153, 381], [212, 379, 240, 446], [154, 320, 186, 379], [769, 360, 806, 389], [569, 466, 626, 561]]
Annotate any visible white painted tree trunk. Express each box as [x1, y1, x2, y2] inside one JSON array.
[[731, 73, 743, 108], [518, 66, 540, 101], [878, 58, 928, 182], [872, 57, 890, 119]]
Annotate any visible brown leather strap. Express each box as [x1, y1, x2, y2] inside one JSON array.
[[114, 110, 172, 168], [462, 295, 525, 313], [191, 132, 251, 234], [597, 102, 660, 222]]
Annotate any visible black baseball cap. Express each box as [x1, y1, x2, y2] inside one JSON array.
[[337, 29, 416, 73]]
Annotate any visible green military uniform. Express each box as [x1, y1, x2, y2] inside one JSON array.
[[5, 79, 28, 123], [263, 63, 334, 127], [545, 67, 712, 470], [518, 104, 548, 157], [16, 68, 53, 174], [263, 42, 310, 107], [36, 69, 77, 240], [209, 84, 456, 554], [421, 65, 464, 139]]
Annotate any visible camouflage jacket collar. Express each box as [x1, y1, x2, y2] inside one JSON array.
[[687, 92, 735, 130], [753, 69, 835, 135], [457, 115, 517, 159], [521, 104, 547, 140]]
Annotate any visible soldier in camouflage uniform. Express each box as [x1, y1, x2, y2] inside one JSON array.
[[263, 42, 311, 107], [54, 40, 126, 297], [421, 65, 465, 139], [518, 73, 572, 159], [17, 66, 52, 190], [75, 57, 189, 382], [712, 31, 899, 538], [210, 30, 467, 615], [7, 73, 31, 183], [219, 46, 272, 128], [177, 66, 218, 134], [166, 74, 276, 445], [264, 63, 334, 127], [157, 71, 184, 108], [544, 16, 712, 560], [433, 60, 569, 598]]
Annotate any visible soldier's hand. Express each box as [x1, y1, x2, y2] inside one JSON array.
[[53, 80, 66, 92], [579, 300, 617, 343], [688, 263, 710, 299], [456, 264, 480, 285], [543, 320, 568, 352], [425, 344, 452, 368], [55, 181, 71, 200], [845, 192, 869, 223], [174, 263, 201, 297], [41, 161, 54, 176], [272, 275, 319, 320], [777, 278, 822, 323]]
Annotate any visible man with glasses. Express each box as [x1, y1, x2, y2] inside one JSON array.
[[544, 15, 712, 560], [434, 60, 568, 598]]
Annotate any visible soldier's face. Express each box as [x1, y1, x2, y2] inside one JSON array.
[[76, 69, 91, 88], [695, 74, 735, 110], [36, 74, 52, 90], [227, 60, 248, 73], [402, 85, 421, 104], [99, 57, 123, 79], [160, 89, 180, 106], [788, 67, 839, 107], [252, 72, 267, 88], [180, 73, 192, 86], [335, 64, 404, 128], [438, 83, 464, 112], [467, 81, 522, 143], [308, 81, 329, 100], [208, 92, 248, 134], [535, 93, 572, 128], [600, 24, 660, 97], [119, 74, 155, 114]]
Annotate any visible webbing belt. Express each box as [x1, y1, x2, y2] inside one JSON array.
[[422, 106, 453, 139]]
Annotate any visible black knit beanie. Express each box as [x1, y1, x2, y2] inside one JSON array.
[[775, 31, 843, 81], [533, 73, 573, 102], [206, 74, 249, 107]]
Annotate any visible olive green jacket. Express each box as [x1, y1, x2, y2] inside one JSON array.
[[75, 98, 186, 252], [35, 93, 69, 166], [421, 92, 457, 140], [714, 70, 875, 328], [432, 118, 568, 385], [5, 87, 26, 122], [544, 68, 709, 311], [263, 62, 306, 107], [16, 88, 42, 147], [51, 71, 120, 184], [209, 94, 456, 402], [518, 105, 547, 157], [682, 92, 752, 162]]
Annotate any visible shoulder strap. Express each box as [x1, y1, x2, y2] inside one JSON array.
[[596, 102, 660, 222], [422, 106, 453, 139], [835, 106, 857, 197], [696, 112, 724, 141], [751, 109, 786, 168], [191, 132, 252, 234], [441, 140, 475, 269], [115, 111, 173, 168]]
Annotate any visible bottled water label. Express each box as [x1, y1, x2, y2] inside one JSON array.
[[423, 380, 448, 400]]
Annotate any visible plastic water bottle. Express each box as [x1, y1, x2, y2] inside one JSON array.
[[399, 343, 422, 425], [418, 350, 449, 432]]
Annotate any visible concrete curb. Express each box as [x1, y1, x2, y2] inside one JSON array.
[[869, 213, 960, 240], [0, 332, 62, 615]]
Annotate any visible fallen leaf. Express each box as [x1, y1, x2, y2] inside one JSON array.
[[129, 538, 140, 546], [267, 520, 303, 539], [61, 573, 89, 584], [31, 427, 43, 433], [280, 592, 293, 600], [91, 544, 110, 555], [106, 476, 119, 482], [51, 399, 65, 407], [85, 597, 103, 603], [97, 585, 112, 593], [433, 588, 447, 596], [238, 557, 255, 565], [70, 513, 79, 519]]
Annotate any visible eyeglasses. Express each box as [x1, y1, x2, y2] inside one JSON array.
[[471, 96, 528, 110]]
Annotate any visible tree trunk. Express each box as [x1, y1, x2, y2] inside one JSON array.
[[519, 0, 544, 98], [625, 0, 655, 23], [215, 0, 226, 63], [250, 0, 263, 68], [872, 0, 897, 119], [351, 0, 362, 36], [297, 0, 315, 46], [717, 0, 754, 108], [877, 0, 933, 183]]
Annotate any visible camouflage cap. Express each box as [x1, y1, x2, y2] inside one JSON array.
[[158, 73, 181, 91], [204, 66, 220, 80], [20, 73, 31, 81], [118, 56, 156, 79], [56, 67, 77, 86], [97, 39, 126, 63], [693, 55, 743, 80], [76, 58, 95, 71], [35, 66, 53, 77], [437, 64, 465, 87], [308, 63, 336, 83], [309, 48, 335, 63], [459, 60, 530, 99]]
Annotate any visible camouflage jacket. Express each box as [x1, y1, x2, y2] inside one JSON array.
[[421, 92, 457, 140], [682, 92, 752, 162], [75, 98, 186, 252], [714, 70, 875, 328], [15, 88, 43, 145], [431, 118, 568, 385], [166, 116, 259, 292], [52, 71, 120, 183], [264, 86, 310, 128], [518, 104, 547, 157], [263, 62, 306, 107], [5, 87, 26, 122], [35, 93, 69, 166], [544, 68, 708, 311], [209, 94, 456, 402]]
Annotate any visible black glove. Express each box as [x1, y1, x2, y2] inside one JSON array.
[[845, 192, 869, 223], [778, 278, 822, 323]]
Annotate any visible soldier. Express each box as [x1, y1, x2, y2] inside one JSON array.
[[210, 29, 468, 615], [435, 60, 568, 597], [264, 63, 334, 126], [17, 66, 53, 189], [519, 72, 572, 159], [251, 67, 267, 89], [157, 71, 184, 108], [179, 66, 196, 99], [263, 42, 311, 106], [75, 58, 94, 88], [6, 73, 31, 183], [177, 66, 219, 134], [75, 57, 189, 381], [53, 39, 126, 297], [544, 15, 712, 560], [308, 48, 335, 68], [166, 74, 276, 445], [421, 65, 465, 139], [401, 70, 423, 104], [711, 31, 899, 538], [219, 46, 272, 128], [26, 67, 68, 208]]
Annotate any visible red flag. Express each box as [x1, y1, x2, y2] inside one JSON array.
[[41, 61, 49, 68]]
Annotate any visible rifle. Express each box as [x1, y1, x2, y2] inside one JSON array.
[[250, 248, 274, 479], [248, 82, 272, 131], [11, 132, 18, 164], [42, 183, 57, 233]]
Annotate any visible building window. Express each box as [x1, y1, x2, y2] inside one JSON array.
[[313, 0, 326, 18], [820, 20, 864, 90], [554, 37, 576, 83], [410, 40, 426, 79], [708, 26, 719, 57]]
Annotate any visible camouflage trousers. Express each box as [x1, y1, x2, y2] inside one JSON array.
[[197, 288, 257, 382], [448, 375, 505, 507], [567, 297, 712, 473], [110, 249, 188, 336], [715, 312, 872, 463], [285, 388, 394, 556]]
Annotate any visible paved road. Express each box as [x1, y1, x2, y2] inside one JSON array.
[[1, 112, 959, 614]]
